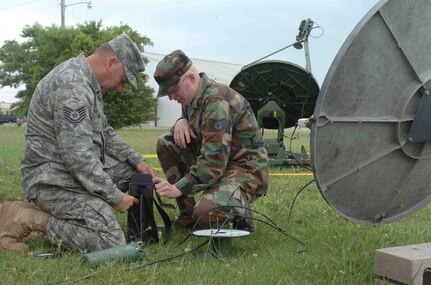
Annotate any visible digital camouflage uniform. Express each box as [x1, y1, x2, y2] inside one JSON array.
[[155, 50, 269, 225], [21, 34, 146, 250]]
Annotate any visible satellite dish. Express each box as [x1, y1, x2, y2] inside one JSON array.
[[311, 0, 431, 224], [230, 60, 319, 165], [230, 60, 319, 129]]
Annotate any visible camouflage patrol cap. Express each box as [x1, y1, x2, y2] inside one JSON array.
[[108, 33, 145, 89], [154, 50, 192, 97]]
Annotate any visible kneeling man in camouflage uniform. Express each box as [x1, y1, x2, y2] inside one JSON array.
[[153, 50, 269, 229], [0, 34, 154, 252]]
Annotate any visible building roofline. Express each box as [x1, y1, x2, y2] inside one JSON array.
[[143, 51, 243, 67]]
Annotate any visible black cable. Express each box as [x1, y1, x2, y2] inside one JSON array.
[[134, 174, 316, 267], [173, 207, 236, 248], [133, 239, 210, 269], [60, 176, 315, 282], [175, 232, 193, 248], [285, 179, 315, 230], [174, 213, 226, 248], [136, 212, 239, 268], [227, 206, 310, 252], [236, 215, 309, 253], [183, 203, 311, 253]]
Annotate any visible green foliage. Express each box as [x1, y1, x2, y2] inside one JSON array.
[[0, 21, 155, 128], [2, 126, 431, 284], [104, 89, 156, 129]]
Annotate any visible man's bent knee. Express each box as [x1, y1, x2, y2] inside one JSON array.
[[46, 215, 125, 251], [192, 198, 229, 226]]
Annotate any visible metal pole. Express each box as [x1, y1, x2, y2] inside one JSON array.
[[303, 40, 312, 73], [61, 0, 65, 27], [241, 41, 301, 70]]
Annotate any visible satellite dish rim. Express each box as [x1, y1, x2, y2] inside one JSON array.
[[313, 0, 389, 119], [237, 59, 319, 85], [311, 0, 431, 224]]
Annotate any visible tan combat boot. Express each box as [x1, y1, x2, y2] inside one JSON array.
[[0, 201, 49, 252]]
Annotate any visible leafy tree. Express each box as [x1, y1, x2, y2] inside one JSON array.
[[0, 21, 155, 129]]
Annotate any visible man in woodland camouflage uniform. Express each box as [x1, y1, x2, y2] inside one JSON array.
[[153, 50, 269, 230], [0, 34, 154, 252]]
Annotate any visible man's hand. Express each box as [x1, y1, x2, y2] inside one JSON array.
[[114, 193, 139, 213], [153, 177, 183, 199], [174, 118, 197, 149], [136, 160, 155, 177]]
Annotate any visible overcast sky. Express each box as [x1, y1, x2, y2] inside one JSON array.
[[0, 0, 381, 103]]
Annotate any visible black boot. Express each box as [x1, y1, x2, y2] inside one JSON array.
[[232, 207, 254, 233], [171, 196, 196, 230]]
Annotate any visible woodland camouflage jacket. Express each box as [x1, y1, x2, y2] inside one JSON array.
[[175, 73, 269, 196]]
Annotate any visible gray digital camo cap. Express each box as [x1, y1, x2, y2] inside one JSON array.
[[153, 50, 192, 97], [108, 33, 145, 89]]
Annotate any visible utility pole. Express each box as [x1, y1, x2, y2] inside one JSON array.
[[61, 0, 66, 28], [60, 0, 92, 28]]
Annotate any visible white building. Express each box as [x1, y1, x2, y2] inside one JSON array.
[[143, 52, 243, 127], [0, 101, 13, 114]]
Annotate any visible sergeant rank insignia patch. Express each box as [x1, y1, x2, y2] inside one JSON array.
[[63, 106, 86, 123], [209, 118, 228, 132]]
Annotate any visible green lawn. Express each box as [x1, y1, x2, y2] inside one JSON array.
[[0, 125, 430, 284]]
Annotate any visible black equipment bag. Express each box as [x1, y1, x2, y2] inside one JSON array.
[[127, 173, 172, 243]]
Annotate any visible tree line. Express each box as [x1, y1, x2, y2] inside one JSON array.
[[0, 21, 155, 129]]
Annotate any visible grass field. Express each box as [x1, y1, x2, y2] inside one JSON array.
[[1, 125, 431, 284]]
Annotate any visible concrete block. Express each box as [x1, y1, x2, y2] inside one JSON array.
[[374, 243, 431, 285]]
